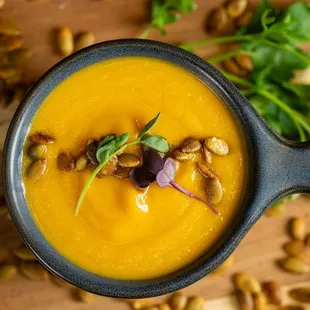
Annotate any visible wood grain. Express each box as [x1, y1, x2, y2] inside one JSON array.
[[0, 0, 309, 309]]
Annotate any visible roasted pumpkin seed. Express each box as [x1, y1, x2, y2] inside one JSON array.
[[130, 299, 153, 309], [289, 287, 310, 303], [0, 35, 23, 52], [172, 158, 180, 171], [75, 31, 95, 51], [20, 262, 49, 281], [30, 132, 55, 145], [27, 144, 47, 160], [226, 0, 248, 18], [184, 296, 204, 310], [253, 292, 267, 310], [0, 17, 21, 36], [263, 281, 282, 305], [290, 218, 306, 241], [13, 247, 36, 261], [181, 138, 201, 153], [206, 178, 223, 204], [57, 152, 76, 172], [75, 154, 89, 171], [0, 246, 9, 263], [7, 48, 32, 66], [173, 149, 194, 161], [86, 139, 99, 165], [237, 11, 253, 27], [278, 257, 310, 274], [283, 240, 304, 257], [0, 264, 17, 280], [203, 147, 212, 164], [235, 54, 253, 71], [159, 304, 172, 310], [236, 291, 254, 310], [58, 27, 74, 56], [223, 58, 248, 77], [113, 167, 130, 179], [170, 292, 187, 310], [118, 154, 140, 168], [97, 156, 118, 177], [234, 273, 261, 293], [77, 289, 94, 303], [207, 7, 229, 35], [205, 137, 229, 156], [212, 254, 234, 275], [27, 159, 47, 182], [197, 162, 217, 179]]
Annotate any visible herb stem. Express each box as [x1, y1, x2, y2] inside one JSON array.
[[208, 50, 248, 64], [139, 26, 152, 39]]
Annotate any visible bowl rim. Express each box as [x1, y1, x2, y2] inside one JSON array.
[[2, 39, 277, 298]]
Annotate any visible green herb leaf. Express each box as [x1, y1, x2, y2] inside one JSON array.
[[96, 148, 111, 164], [141, 135, 170, 152], [114, 133, 130, 149], [98, 135, 116, 149], [138, 112, 161, 139]]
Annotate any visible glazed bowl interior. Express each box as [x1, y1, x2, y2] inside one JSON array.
[[3, 39, 262, 298]]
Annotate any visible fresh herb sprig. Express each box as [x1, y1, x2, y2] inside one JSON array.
[[140, 0, 197, 39], [75, 113, 169, 215]]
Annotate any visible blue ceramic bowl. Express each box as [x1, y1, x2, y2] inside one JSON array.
[[2, 39, 310, 298]]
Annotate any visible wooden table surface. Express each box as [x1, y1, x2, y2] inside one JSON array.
[[0, 0, 309, 309]]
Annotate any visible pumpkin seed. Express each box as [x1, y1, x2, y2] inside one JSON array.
[[75, 154, 89, 171], [289, 288, 310, 303], [0, 35, 23, 52], [237, 11, 253, 27], [13, 247, 36, 261], [27, 144, 47, 160], [235, 54, 253, 71], [206, 178, 223, 204], [236, 291, 254, 310], [29, 132, 55, 144], [86, 139, 99, 165], [203, 147, 212, 164], [0, 264, 17, 280], [170, 292, 187, 310], [118, 154, 140, 168], [279, 306, 304, 310], [283, 240, 304, 257], [181, 138, 201, 153], [113, 167, 130, 179], [305, 233, 310, 247], [75, 31, 95, 51], [196, 162, 217, 179], [159, 304, 172, 310], [7, 48, 32, 66], [234, 273, 262, 293], [173, 149, 194, 161], [172, 158, 180, 171], [0, 246, 9, 263], [223, 58, 248, 77], [206, 7, 229, 35], [27, 159, 47, 182], [278, 257, 310, 274], [57, 152, 75, 172], [263, 281, 282, 305], [97, 156, 118, 177], [0, 17, 21, 36], [184, 296, 204, 310], [205, 137, 229, 156], [77, 289, 94, 303], [290, 218, 306, 241], [58, 27, 74, 56], [253, 292, 267, 310], [212, 254, 234, 275], [130, 299, 153, 309], [20, 262, 49, 281], [226, 0, 248, 18]]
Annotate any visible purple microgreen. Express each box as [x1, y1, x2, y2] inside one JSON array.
[[130, 167, 156, 188], [143, 148, 164, 174]]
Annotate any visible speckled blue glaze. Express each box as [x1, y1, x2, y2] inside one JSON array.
[[2, 39, 310, 298]]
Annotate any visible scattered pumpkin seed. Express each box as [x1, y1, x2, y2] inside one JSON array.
[[279, 306, 304, 310], [29, 132, 55, 145], [236, 290, 254, 310], [289, 287, 310, 304], [130, 299, 153, 309], [173, 149, 194, 161], [0, 35, 23, 52], [234, 273, 262, 293], [226, 0, 248, 18], [159, 304, 172, 310], [113, 167, 131, 179], [7, 48, 32, 66], [283, 240, 304, 257], [290, 218, 306, 241], [253, 292, 267, 310], [181, 138, 201, 153], [235, 54, 253, 71], [20, 262, 49, 281], [75, 154, 89, 171], [75, 31, 95, 51], [118, 154, 140, 168], [13, 247, 36, 261], [172, 158, 180, 171], [0, 17, 21, 36], [27, 144, 47, 160], [203, 147, 212, 164], [278, 257, 310, 274], [205, 137, 229, 156], [0, 246, 9, 263], [58, 27, 74, 56], [263, 281, 282, 305], [237, 11, 253, 27], [0, 264, 17, 280], [206, 7, 229, 35], [77, 289, 94, 303], [223, 58, 248, 77], [86, 139, 99, 165], [170, 292, 187, 310], [206, 178, 223, 204], [57, 152, 76, 172], [184, 296, 204, 310], [27, 158, 47, 182], [197, 162, 217, 179], [212, 254, 234, 275], [97, 156, 118, 177]]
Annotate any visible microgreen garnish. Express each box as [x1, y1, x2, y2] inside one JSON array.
[[75, 113, 169, 215], [130, 149, 219, 215]]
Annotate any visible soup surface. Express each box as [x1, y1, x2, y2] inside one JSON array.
[[23, 57, 246, 280]]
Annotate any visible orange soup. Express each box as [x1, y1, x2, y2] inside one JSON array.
[[23, 57, 246, 280]]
